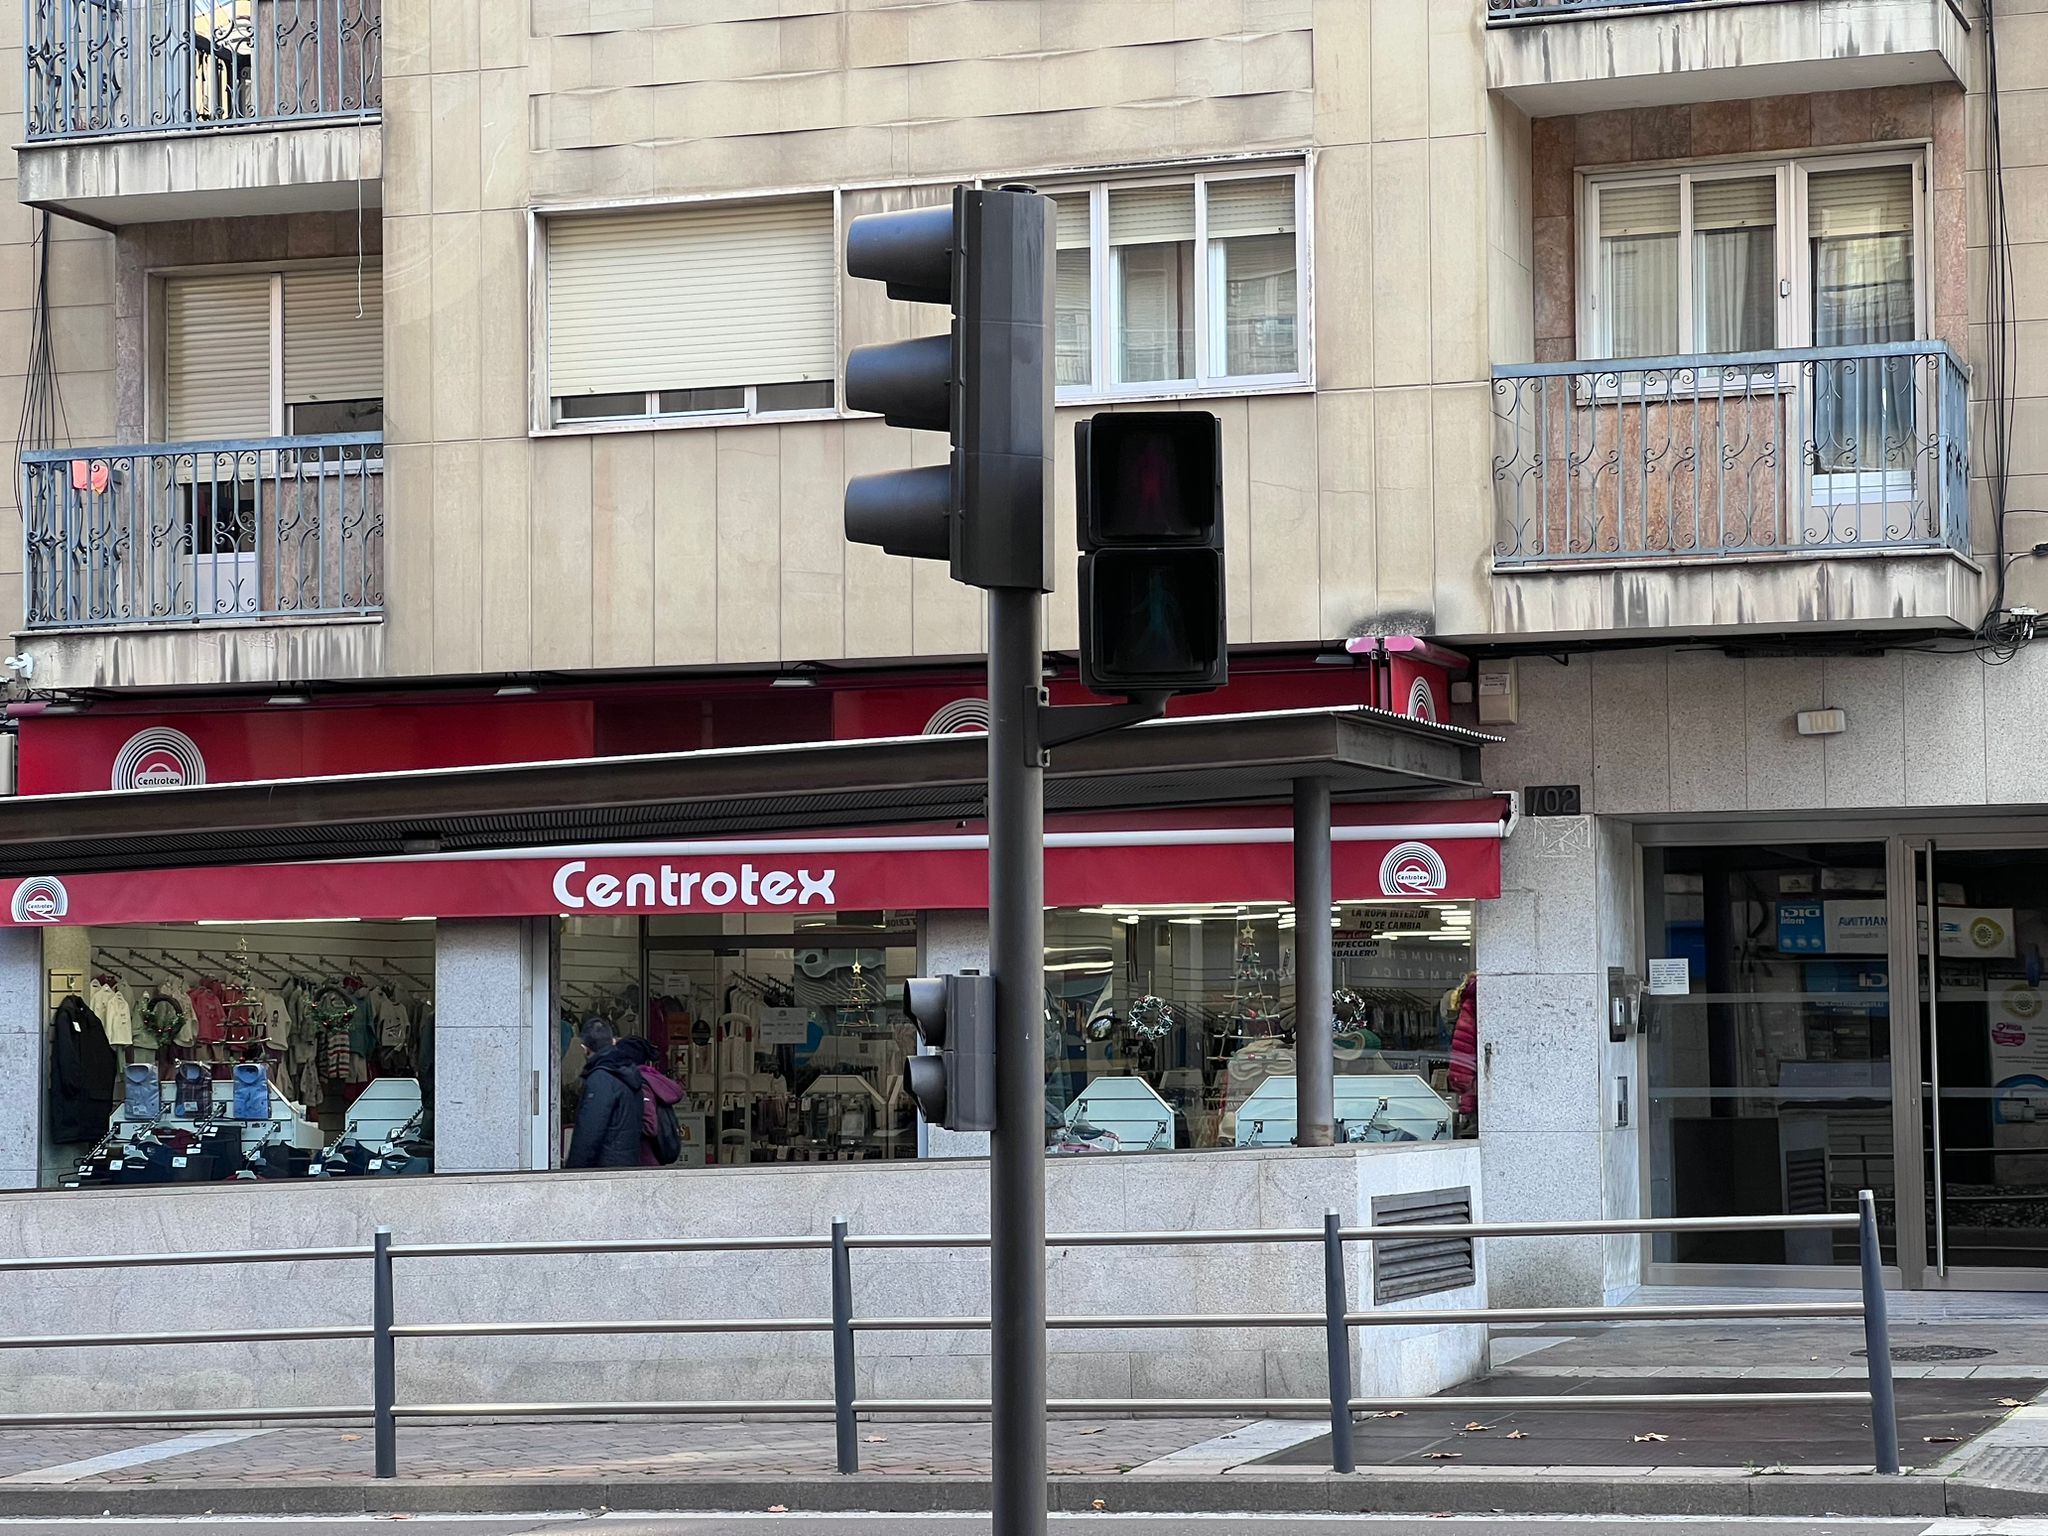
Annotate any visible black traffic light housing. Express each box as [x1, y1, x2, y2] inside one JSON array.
[[843, 186, 1054, 592], [1075, 411, 1229, 697], [902, 972, 996, 1133]]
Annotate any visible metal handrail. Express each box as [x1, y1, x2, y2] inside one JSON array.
[[0, 1194, 1903, 1481]]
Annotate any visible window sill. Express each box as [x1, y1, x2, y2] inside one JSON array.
[[534, 408, 842, 440], [1054, 377, 1315, 409]]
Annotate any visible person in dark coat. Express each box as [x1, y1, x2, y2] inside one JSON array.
[[48, 994, 116, 1144], [564, 1021, 644, 1169]]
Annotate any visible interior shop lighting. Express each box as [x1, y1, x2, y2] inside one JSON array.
[[1045, 960, 1115, 973], [494, 684, 539, 697], [267, 693, 310, 706], [195, 917, 361, 926]]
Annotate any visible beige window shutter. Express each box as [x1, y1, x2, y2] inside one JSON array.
[[283, 267, 384, 405], [1108, 185, 1196, 246], [1809, 165, 1917, 238], [164, 273, 272, 441], [1207, 176, 1296, 239], [546, 198, 836, 398], [1598, 182, 1681, 239]]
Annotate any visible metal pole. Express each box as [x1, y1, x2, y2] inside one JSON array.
[[1321, 1209, 1357, 1474], [830, 1216, 858, 1475], [988, 585, 1047, 1536], [1295, 776, 1334, 1147], [371, 1226, 396, 1479], [1858, 1189, 1901, 1476]]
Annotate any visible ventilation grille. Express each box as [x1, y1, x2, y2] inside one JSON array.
[[1371, 1186, 1476, 1304]]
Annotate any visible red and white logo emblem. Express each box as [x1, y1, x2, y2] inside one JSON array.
[[11, 877, 68, 924], [1379, 841, 1448, 897], [1406, 676, 1438, 722], [112, 727, 206, 791], [922, 698, 991, 735]]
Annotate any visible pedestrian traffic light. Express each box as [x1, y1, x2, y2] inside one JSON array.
[[843, 185, 1055, 592], [902, 972, 996, 1132], [1075, 411, 1229, 696]]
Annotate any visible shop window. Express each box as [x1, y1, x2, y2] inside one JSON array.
[[1042, 901, 1475, 1154], [1049, 166, 1307, 400], [555, 912, 920, 1167], [44, 920, 435, 1189]]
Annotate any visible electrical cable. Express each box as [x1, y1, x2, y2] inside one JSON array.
[[1978, 0, 2023, 646]]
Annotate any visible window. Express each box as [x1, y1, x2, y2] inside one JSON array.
[[1583, 154, 1922, 363], [544, 198, 837, 428], [1050, 167, 1306, 398], [159, 266, 385, 443]]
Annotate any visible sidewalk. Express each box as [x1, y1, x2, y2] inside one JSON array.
[[0, 1317, 2040, 1519]]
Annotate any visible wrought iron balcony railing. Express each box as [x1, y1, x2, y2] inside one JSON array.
[[1490, 342, 1969, 567], [1487, 0, 1695, 18], [21, 434, 383, 630], [25, 0, 381, 140]]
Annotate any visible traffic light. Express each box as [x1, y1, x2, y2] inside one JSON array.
[[902, 972, 996, 1132], [843, 185, 1055, 592], [1075, 411, 1229, 696]]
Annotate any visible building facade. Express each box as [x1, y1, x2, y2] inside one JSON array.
[[0, 0, 2040, 1372]]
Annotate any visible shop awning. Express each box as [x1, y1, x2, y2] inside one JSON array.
[[0, 799, 1513, 926], [0, 706, 1503, 920]]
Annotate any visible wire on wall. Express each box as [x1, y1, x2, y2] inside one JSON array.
[[14, 211, 68, 461], [1978, 0, 2027, 656]]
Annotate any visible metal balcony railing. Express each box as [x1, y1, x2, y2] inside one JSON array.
[[1490, 342, 1969, 566], [21, 433, 383, 630], [24, 0, 381, 141], [1487, 0, 1709, 18]]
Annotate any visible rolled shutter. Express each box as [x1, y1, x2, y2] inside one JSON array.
[[1598, 182, 1680, 239], [546, 198, 836, 399], [283, 267, 383, 404], [1809, 165, 1916, 238], [1692, 176, 1776, 232], [1207, 176, 1295, 238], [1055, 193, 1090, 250], [164, 273, 273, 441], [1109, 185, 1195, 246]]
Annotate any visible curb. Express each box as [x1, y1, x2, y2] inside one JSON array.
[[0, 1473, 2039, 1520]]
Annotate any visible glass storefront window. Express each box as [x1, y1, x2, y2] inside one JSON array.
[[1643, 843, 1896, 1268], [556, 912, 920, 1166], [1043, 901, 1476, 1154], [43, 920, 436, 1188]]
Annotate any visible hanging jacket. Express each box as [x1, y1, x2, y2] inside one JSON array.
[[1448, 975, 1478, 1117], [48, 995, 117, 1143], [564, 1046, 645, 1169]]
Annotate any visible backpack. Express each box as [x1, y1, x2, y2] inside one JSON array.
[[645, 1092, 682, 1166]]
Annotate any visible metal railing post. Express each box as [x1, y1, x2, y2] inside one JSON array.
[[371, 1226, 397, 1479], [1857, 1190, 1901, 1476], [831, 1217, 858, 1476], [1322, 1209, 1356, 1475]]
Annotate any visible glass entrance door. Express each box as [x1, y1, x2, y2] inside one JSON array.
[[1915, 842, 2048, 1286]]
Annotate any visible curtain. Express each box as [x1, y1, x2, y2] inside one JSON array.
[[1811, 232, 1915, 474], [1602, 235, 1678, 359]]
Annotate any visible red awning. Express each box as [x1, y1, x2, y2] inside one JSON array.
[[0, 798, 1513, 927]]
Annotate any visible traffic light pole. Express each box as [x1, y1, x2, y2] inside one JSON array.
[[988, 585, 1048, 1536]]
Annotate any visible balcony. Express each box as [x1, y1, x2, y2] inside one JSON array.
[[1488, 343, 1981, 636], [1486, 0, 1968, 116], [20, 434, 383, 632], [19, 0, 381, 225]]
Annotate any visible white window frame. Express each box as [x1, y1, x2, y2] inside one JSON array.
[[533, 191, 846, 438], [1577, 147, 1929, 364], [147, 259, 385, 468], [1048, 163, 1312, 405]]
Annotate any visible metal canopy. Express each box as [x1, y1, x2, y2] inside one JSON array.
[[0, 705, 1493, 877]]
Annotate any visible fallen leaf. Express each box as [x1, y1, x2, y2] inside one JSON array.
[[1632, 1433, 1670, 1443], [863, 1434, 887, 1444], [1091, 1498, 1108, 1511], [339, 1434, 361, 1443], [1461, 1422, 1494, 1432], [1924, 1436, 1962, 1445], [1998, 1398, 2027, 1408], [1423, 1450, 1463, 1460], [1506, 1431, 1530, 1441], [1076, 1427, 1106, 1436], [767, 1505, 789, 1514]]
